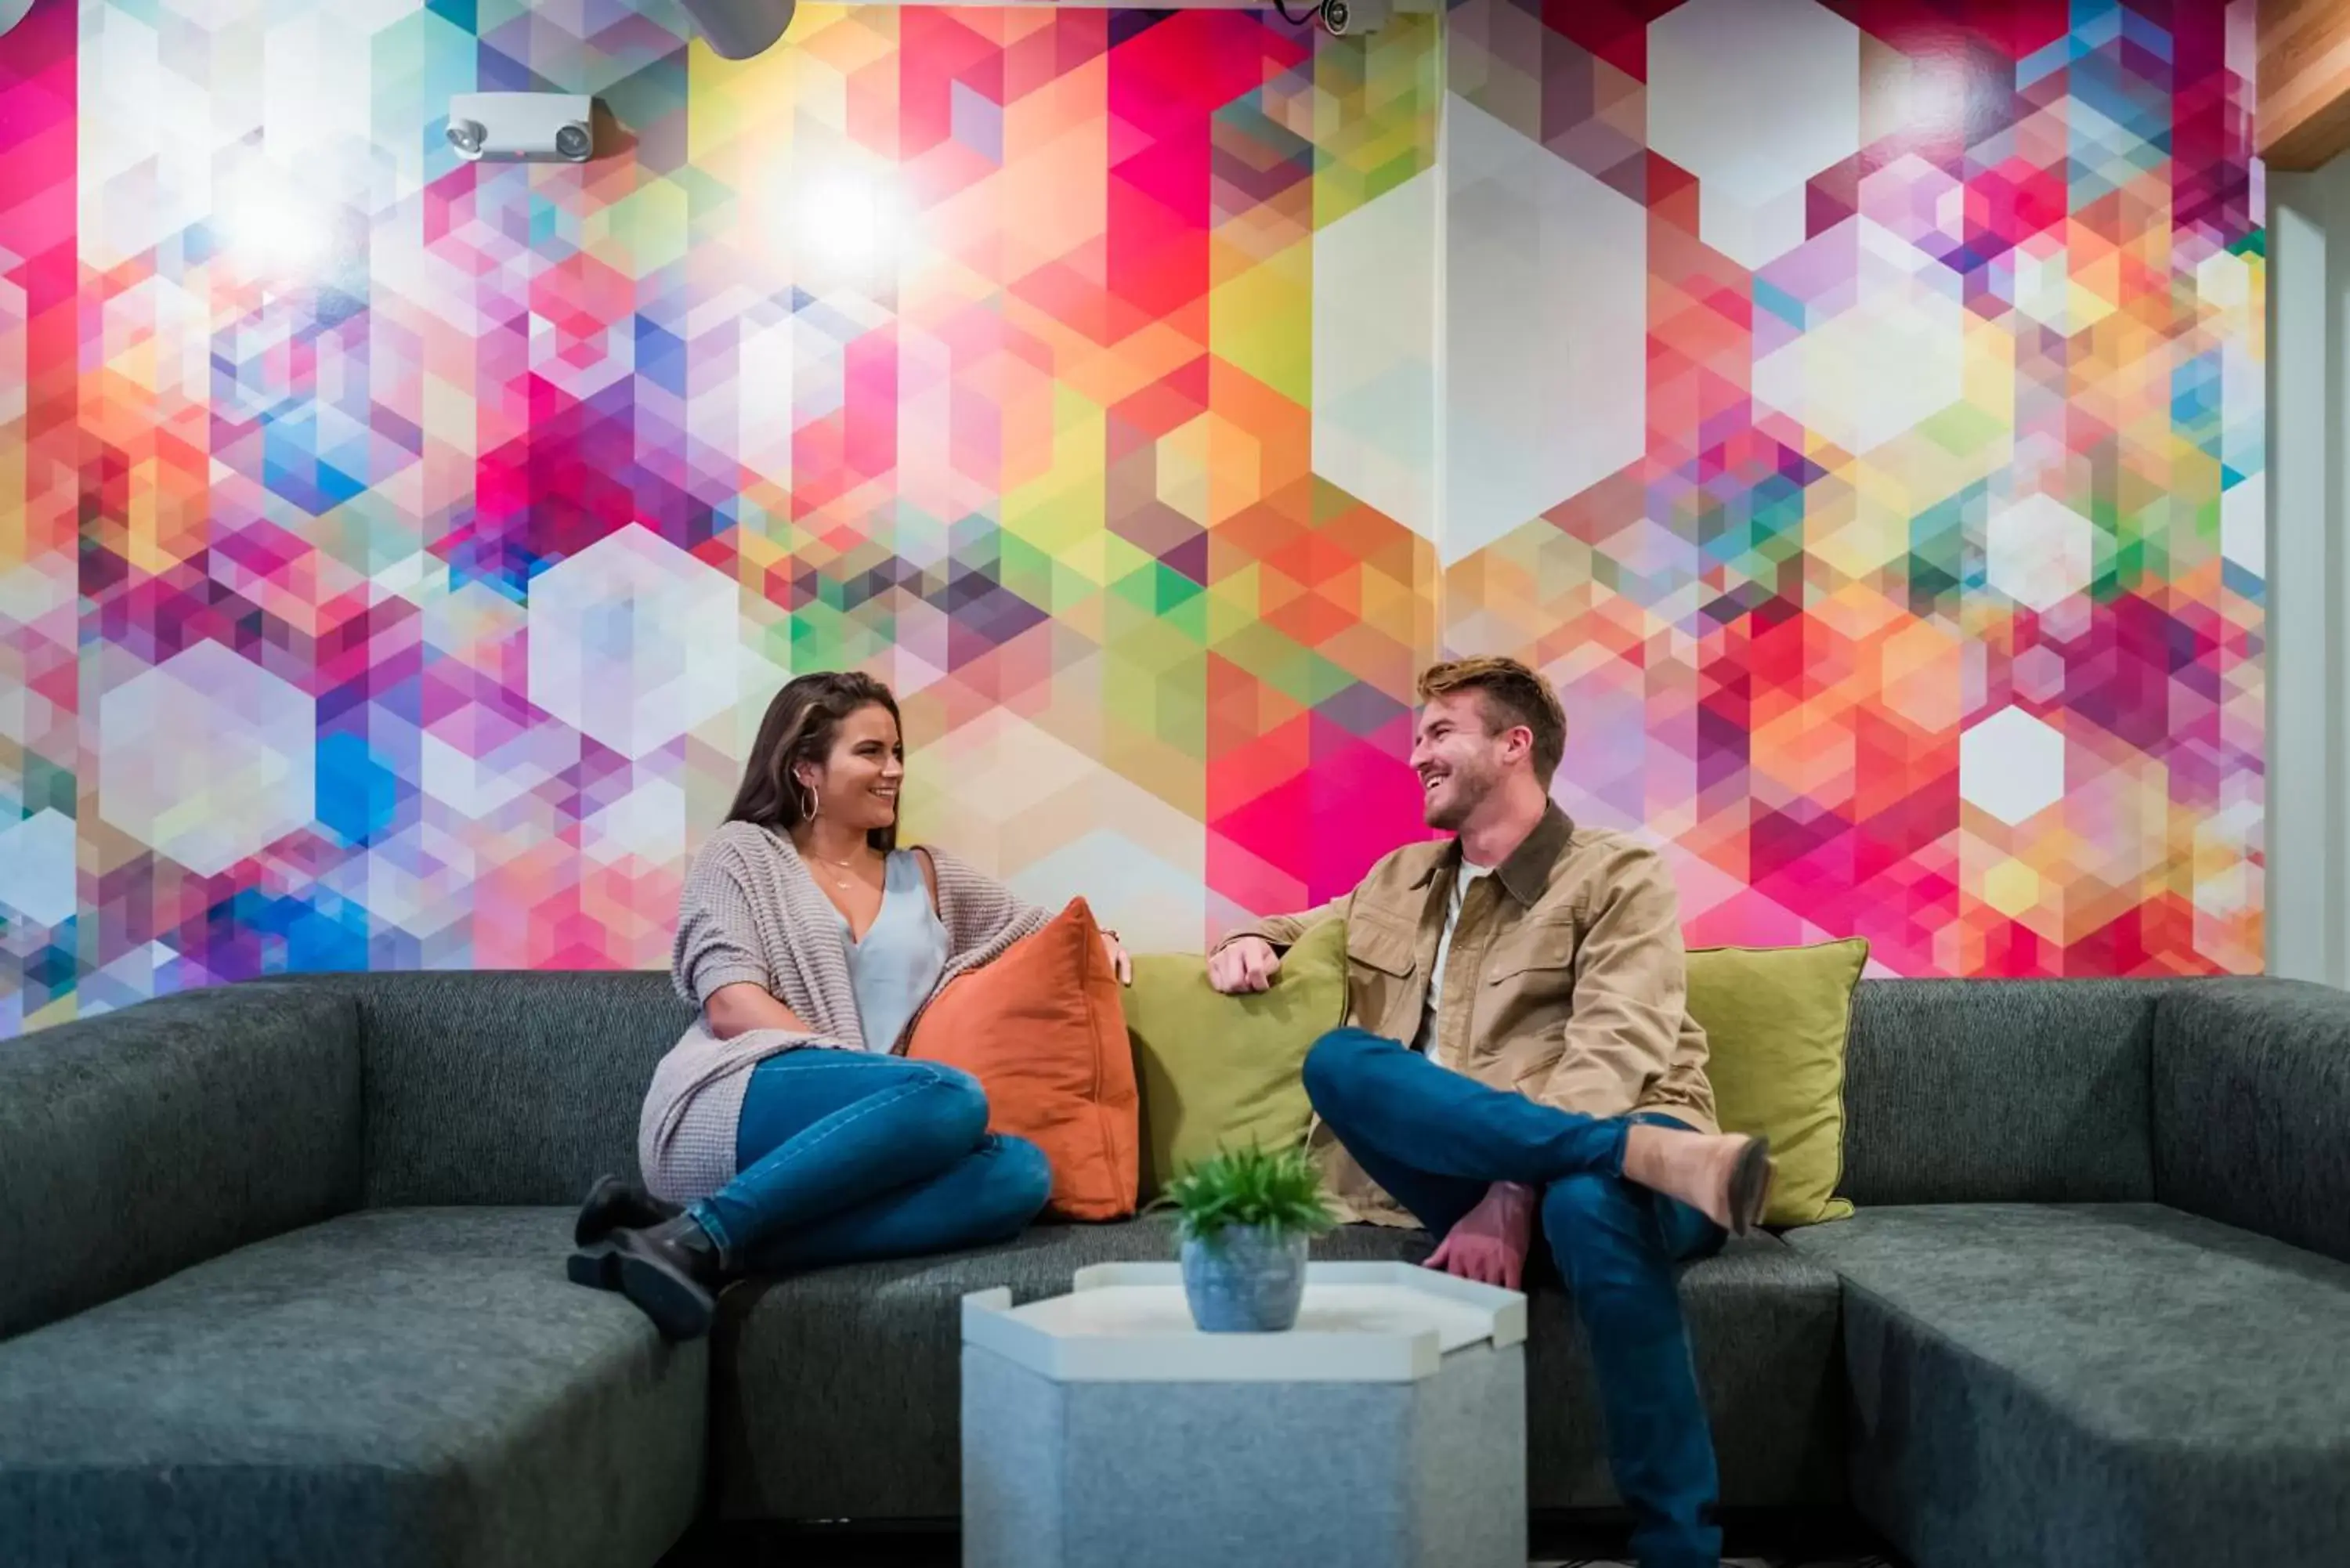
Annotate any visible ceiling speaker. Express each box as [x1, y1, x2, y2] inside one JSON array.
[[678, 0, 795, 60]]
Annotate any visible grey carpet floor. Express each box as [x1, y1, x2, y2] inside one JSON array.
[[663, 1536, 1900, 1566], [1540, 1558, 1896, 1567]]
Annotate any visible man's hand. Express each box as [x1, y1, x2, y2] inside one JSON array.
[[1207, 936, 1281, 995], [1424, 1181, 1536, 1290]]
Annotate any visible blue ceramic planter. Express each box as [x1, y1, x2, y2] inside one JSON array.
[[1179, 1224, 1310, 1332]]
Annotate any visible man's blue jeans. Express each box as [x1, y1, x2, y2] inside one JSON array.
[[688, 1050, 1051, 1273], [1302, 1028, 1726, 1568]]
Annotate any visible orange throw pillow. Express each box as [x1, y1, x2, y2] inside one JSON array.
[[905, 898, 1138, 1221]]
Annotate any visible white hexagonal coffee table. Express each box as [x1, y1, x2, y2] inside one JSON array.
[[960, 1262, 1527, 1568]]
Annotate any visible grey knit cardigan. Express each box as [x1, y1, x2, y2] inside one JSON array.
[[639, 820, 1049, 1203]]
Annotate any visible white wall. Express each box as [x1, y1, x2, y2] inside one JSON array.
[[2266, 156, 2350, 982]]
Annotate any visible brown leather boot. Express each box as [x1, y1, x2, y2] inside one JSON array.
[[1621, 1126, 1774, 1237]]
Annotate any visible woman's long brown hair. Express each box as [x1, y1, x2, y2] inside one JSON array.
[[725, 671, 903, 852]]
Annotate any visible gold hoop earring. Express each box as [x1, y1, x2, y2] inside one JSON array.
[[798, 783, 819, 822]]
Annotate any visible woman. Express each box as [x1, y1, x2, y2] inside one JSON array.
[[571, 670, 1131, 1340]]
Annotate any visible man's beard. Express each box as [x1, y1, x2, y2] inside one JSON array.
[[1423, 764, 1493, 831]]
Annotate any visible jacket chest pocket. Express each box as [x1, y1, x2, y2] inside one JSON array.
[[1485, 948, 1575, 993], [1346, 917, 1417, 979], [1345, 916, 1419, 1035], [1480, 917, 1581, 1024]]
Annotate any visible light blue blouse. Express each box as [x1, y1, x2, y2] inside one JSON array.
[[844, 850, 950, 1053]]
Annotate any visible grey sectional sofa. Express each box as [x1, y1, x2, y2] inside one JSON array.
[[2, 970, 2346, 1567]]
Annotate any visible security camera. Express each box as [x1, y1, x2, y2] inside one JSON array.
[[444, 92, 598, 163], [1320, 0, 1390, 34], [680, 0, 796, 59]]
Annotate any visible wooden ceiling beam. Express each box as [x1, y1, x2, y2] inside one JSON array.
[[2262, 0, 2350, 172]]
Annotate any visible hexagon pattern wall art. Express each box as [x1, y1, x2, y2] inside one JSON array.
[[0, 0, 2262, 1031], [1439, 0, 2261, 979]]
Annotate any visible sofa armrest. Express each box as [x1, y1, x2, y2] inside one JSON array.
[[0, 982, 363, 1339], [2153, 978, 2350, 1266]]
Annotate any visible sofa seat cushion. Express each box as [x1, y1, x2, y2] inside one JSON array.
[[713, 1215, 1844, 1519], [0, 1207, 704, 1568], [1789, 1204, 2350, 1568]]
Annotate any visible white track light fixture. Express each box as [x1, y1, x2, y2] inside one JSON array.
[[679, 0, 797, 60], [444, 93, 598, 163]]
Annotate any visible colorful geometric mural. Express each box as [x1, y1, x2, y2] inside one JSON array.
[[0, 0, 2261, 1033], [1437, 0, 2263, 979]]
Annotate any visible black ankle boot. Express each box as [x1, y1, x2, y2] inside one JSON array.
[[573, 1174, 683, 1248], [611, 1214, 728, 1342], [565, 1176, 686, 1291]]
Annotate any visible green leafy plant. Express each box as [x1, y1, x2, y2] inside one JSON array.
[[1163, 1143, 1338, 1247]]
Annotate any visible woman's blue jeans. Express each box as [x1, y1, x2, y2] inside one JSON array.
[[686, 1050, 1050, 1274]]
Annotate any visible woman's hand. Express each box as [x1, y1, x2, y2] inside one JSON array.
[[1099, 929, 1133, 987]]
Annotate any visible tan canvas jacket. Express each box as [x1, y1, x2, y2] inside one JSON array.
[[1217, 805, 1718, 1227]]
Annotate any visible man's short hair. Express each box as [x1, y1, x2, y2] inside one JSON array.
[[1417, 656, 1568, 786]]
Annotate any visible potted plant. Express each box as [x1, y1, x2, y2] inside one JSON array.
[[1163, 1143, 1338, 1333]]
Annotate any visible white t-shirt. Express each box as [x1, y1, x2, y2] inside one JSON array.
[[1413, 860, 1491, 1054]]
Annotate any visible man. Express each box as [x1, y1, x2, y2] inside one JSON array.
[[1208, 656, 1770, 1568]]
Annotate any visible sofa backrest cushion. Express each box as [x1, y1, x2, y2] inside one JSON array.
[[0, 984, 362, 1339], [1838, 979, 2163, 1205], [2153, 978, 2350, 1266], [1690, 938, 1868, 1227], [327, 970, 692, 1209], [906, 898, 1138, 1221], [1126, 917, 1349, 1205]]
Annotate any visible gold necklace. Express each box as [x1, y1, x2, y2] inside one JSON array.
[[804, 846, 870, 891]]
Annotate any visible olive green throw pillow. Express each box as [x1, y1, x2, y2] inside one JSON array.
[[1126, 919, 1350, 1203], [1687, 938, 1869, 1227]]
